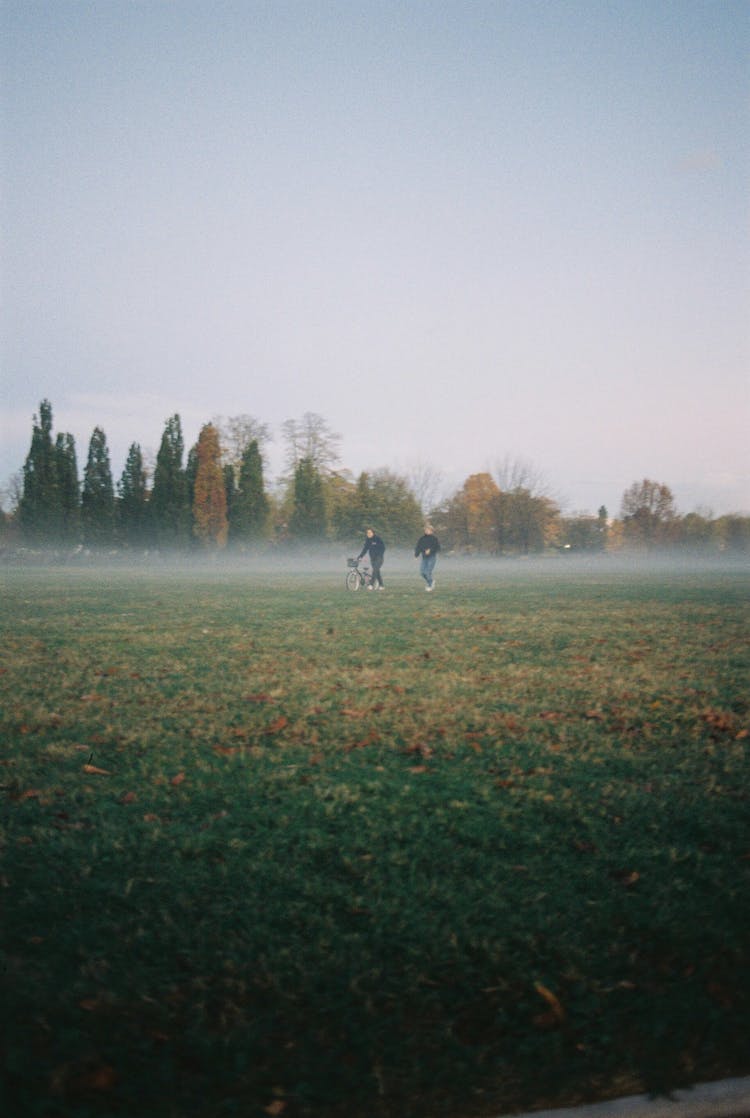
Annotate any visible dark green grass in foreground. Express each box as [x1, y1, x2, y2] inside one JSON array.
[[1, 563, 749, 1118]]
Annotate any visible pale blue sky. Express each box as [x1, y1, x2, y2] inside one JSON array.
[[2, 0, 748, 516]]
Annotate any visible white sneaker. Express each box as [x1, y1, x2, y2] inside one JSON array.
[[425, 584, 432, 592]]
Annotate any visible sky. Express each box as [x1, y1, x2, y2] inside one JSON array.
[[2, 0, 749, 518]]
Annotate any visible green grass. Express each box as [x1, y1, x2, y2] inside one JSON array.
[[1, 561, 749, 1118]]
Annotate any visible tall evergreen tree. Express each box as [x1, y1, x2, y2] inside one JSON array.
[[330, 469, 422, 546], [81, 427, 115, 546], [186, 443, 199, 526], [19, 400, 58, 542], [289, 457, 327, 541], [231, 439, 269, 544], [117, 442, 148, 547], [223, 464, 236, 529], [192, 424, 228, 548], [55, 432, 80, 544], [150, 414, 189, 548]]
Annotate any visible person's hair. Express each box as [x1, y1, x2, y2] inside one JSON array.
[[424, 524, 433, 533]]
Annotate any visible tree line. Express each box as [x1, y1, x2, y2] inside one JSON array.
[[2, 400, 748, 555]]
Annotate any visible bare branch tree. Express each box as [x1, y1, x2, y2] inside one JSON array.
[[405, 460, 446, 516], [493, 455, 550, 496], [213, 415, 272, 471], [281, 412, 340, 476], [1, 471, 23, 514]]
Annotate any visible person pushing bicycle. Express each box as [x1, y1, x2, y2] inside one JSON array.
[[357, 527, 385, 590]]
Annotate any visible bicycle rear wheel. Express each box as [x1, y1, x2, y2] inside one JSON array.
[[346, 569, 360, 591]]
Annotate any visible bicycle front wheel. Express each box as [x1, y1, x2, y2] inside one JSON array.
[[346, 569, 360, 591]]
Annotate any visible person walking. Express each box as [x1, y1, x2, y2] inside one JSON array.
[[357, 527, 386, 590], [414, 524, 440, 591]]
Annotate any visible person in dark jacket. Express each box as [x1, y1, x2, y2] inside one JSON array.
[[414, 525, 440, 591], [357, 527, 385, 589]]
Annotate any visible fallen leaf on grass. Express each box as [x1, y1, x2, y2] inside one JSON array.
[[265, 716, 288, 734], [610, 869, 640, 887], [51, 1061, 119, 1094], [170, 771, 186, 786], [534, 981, 566, 1026], [78, 997, 104, 1012], [244, 693, 273, 703], [82, 764, 110, 776], [213, 745, 240, 756], [403, 742, 433, 758], [265, 1101, 287, 1116], [79, 1064, 118, 1092], [464, 736, 483, 754], [345, 729, 380, 753], [702, 708, 737, 734]]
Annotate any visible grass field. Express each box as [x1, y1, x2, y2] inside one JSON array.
[[1, 558, 749, 1118]]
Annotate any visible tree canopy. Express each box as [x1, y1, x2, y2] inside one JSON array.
[[192, 424, 228, 549], [6, 401, 749, 556]]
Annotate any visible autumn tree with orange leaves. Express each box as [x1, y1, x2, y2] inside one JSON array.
[[192, 423, 228, 548], [463, 472, 502, 551]]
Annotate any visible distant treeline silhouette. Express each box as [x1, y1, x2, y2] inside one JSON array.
[[2, 401, 748, 555]]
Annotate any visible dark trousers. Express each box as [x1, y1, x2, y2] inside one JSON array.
[[371, 557, 384, 587]]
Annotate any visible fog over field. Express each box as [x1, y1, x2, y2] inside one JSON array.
[[4, 545, 749, 584]]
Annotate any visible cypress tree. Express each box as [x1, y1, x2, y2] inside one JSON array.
[[289, 457, 327, 541], [117, 443, 147, 547], [19, 400, 58, 543], [223, 464, 236, 529], [55, 432, 80, 544], [231, 439, 269, 544], [150, 414, 189, 548], [193, 424, 228, 548], [81, 427, 115, 546], [186, 444, 199, 525]]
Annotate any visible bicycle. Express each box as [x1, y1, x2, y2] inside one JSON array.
[[346, 557, 373, 591]]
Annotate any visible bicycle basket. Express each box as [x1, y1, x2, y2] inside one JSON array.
[[347, 558, 358, 568]]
